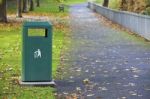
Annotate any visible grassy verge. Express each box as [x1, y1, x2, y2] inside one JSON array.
[[0, 0, 70, 99], [64, 0, 87, 5], [0, 22, 69, 99]]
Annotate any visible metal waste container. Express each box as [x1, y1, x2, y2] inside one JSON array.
[[21, 22, 54, 85]]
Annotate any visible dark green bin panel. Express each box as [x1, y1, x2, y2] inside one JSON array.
[[22, 22, 52, 82]]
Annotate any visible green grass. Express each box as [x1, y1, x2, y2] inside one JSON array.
[[0, 25, 66, 99], [0, 0, 70, 99], [95, 0, 103, 4], [7, 0, 68, 14], [53, 29, 67, 75], [7, 0, 87, 15], [109, 0, 120, 9], [64, 0, 87, 5], [0, 22, 62, 99], [31, 0, 68, 14]]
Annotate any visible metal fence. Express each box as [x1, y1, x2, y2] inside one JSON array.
[[88, 2, 150, 40]]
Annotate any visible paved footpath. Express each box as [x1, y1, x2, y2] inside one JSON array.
[[56, 4, 150, 99]]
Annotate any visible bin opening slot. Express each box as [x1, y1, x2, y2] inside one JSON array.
[[28, 28, 48, 37]]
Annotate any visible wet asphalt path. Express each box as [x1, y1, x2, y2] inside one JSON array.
[[56, 4, 150, 99]]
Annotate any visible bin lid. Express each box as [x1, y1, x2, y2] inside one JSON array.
[[23, 21, 52, 28]]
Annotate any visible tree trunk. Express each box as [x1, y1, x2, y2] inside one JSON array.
[[29, 0, 34, 11], [36, 0, 40, 7], [103, 0, 109, 7], [0, 0, 7, 22], [17, 0, 22, 17], [23, 0, 28, 12]]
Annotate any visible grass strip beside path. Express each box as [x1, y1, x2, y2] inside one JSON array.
[[0, 0, 70, 99]]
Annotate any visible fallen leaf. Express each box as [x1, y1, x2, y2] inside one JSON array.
[[85, 70, 89, 73], [76, 68, 81, 72], [83, 78, 90, 85], [98, 87, 108, 91], [103, 71, 108, 73], [87, 94, 94, 97], [69, 76, 74, 79], [63, 92, 68, 95], [76, 87, 81, 94], [96, 60, 101, 63], [121, 97, 127, 99], [133, 75, 139, 78], [129, 91, 137, 96]]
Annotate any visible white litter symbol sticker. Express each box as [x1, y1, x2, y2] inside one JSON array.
[[34, 49, 41, 59]]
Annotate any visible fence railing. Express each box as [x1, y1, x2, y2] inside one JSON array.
[[88, 2, 150, 40]]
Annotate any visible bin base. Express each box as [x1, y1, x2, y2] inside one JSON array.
[[20, 80, 56, 87]]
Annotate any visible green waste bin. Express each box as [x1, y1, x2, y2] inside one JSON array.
[[21, 21, 54, 85]]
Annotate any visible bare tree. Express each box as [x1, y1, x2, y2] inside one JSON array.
[[17, 0, 22, 17], [0, 0, 7, 22], [103, 0, 109, 7], [29, 0, 34, 11], [23, 0, 28, 12]]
